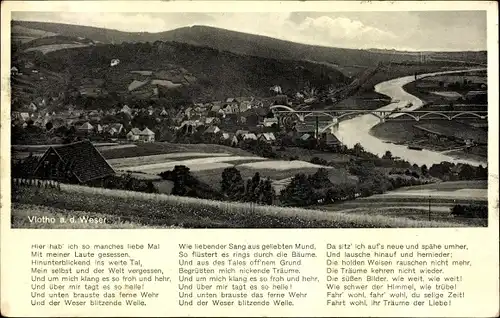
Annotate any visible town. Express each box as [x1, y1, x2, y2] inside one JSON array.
[[9, 15, 489, 229]]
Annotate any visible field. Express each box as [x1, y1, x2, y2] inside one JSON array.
[[24, 43, 91, 54], [11, 184, 467, 229], [370, 119, 487, 160], [106, 146, 340, 192], [321, 181, 488, 226], [100, 142, 255, 159]]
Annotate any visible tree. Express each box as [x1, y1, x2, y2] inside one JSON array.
[[45, 122, 53, 131], [421, 164, 428, 176], [458, 164, 476, 180], [353, 143, 365, 156], [171, 165, 191, 196], [308, 168, 331, 189], [382, 150, 393, 160], [221, 167, 245, 200], [260, 178, 275, 205], [280, 173, 315, 207]]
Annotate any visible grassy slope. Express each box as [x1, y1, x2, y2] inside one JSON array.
[[12, 184, 467, 228], [12, 203, 180, 229], [100, 142, 256, 159]]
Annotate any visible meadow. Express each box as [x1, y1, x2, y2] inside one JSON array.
[[100, 142, 254, 159], [12, 183, 467, 229]]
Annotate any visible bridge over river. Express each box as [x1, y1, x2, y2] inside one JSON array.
[[272, 67, 488, 167], [272, 107, 487, 134]]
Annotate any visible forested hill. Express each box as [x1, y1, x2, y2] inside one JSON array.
[[14, 40, 350, 102], [13, 21, 486, 67]]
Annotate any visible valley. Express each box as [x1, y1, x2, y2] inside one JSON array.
[[9, 20, 489, 229]]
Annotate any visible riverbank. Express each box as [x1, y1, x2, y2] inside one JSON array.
[[334, 67, 487, 167], [369, 70, 488, 163], [370, 120, 487, 163]]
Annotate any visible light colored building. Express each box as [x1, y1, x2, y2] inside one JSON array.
[[139, 128, 155, 142], [78, 122, 94, 133], [127, 128, 142, 141]]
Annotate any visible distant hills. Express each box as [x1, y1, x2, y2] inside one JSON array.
[[11, 38, 351, 105], [12, 20, 488, 67], [10, 20, 487, 108]]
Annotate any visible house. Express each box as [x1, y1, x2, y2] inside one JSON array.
[[258, 132, 276, 143], [139, 128, 155, 142], [222, 104, 235, 114], [95, 124, 103, 134], [300, 133, 314, 141], [205, 117, 220, 125], [235, 130, 249, 137], [179, 120, 203, 134], [221, 133, 239, 146], [28, 102, 37, 112], [127, 128, 142, 141], [242, 133, 258, 141], [211, 104, 221, 112], [204, 126, 221, 135], [270, 85, 282, 95], [263, 117, 279, 127], [322, 132, 340, 145], [33, 140, 115, 184], [78, 122, 94, 133], [11, 66, 19, 76], [19, 112, 30, 122], [121, 105, 132, 115], [160, 108, 168, 116], [109, 123, 124, 135], [108, 127, 119, 136]]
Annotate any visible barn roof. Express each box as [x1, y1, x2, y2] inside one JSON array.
[[35, 141, 115, 183]]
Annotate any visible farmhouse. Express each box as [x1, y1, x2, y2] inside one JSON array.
[[258, 132, 276, 143], [204, 126, 221, 135], [139, 128, 155, 142], [109, 123, 124, 135], [221, 133, 239, 146], [78, 122, 94, 133], [33, 141, 115, 184], [127, 128, 142, 141]]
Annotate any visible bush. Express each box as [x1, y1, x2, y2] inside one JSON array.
[[310, 157, 328, 165], [450, 204, 487, 219]]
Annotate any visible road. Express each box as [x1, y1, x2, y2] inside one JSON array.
[[334, 68, 487, 167]]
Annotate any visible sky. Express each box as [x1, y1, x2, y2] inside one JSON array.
[[12, 11, 487, 51]]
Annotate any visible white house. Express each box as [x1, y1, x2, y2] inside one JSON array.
[[243, 133, 258, 141], [139, 128, 155, 142], [78, 122, 94, 133], [258, 132, 276, 143], [204, 126, 221, 134], [121, 105, 132, 115], [127, 128, 142, 141]]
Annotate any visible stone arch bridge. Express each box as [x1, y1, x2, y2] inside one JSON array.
[[270, 105, 488, 134]]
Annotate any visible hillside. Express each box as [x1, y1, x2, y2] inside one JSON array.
[[11, 40, 350, 105], [12, 21, 487, 67]]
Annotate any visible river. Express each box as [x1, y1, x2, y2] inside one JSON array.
[[334, 68, 487, 167]]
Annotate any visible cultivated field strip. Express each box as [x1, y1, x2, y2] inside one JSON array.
[[238, 160, 328, 170], [121, 156, 267, 172], [141, 162, 236, 174], [55, 183, 464, 228], [107, 152, 233, 168]]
